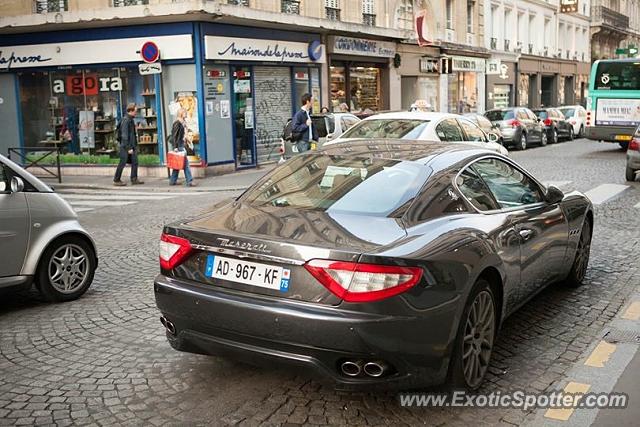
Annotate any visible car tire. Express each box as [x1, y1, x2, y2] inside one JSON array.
[[516, 132, 527, 150], [36, 235, 96, 302], [551, 129, 558, 144], [578, 125, 584, 138], [626, 166, 637, 182], [569, 127, 574, 141], [540, 131, 548, 146], [448, 278, 497, 391], [619, 142, 629, 150], [565, 219, 592, 287]]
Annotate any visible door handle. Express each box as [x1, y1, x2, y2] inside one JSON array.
[[519, 229, 534, 240]]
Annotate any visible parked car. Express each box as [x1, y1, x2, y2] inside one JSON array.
[[326, 112, 508, 155], [485, 107, 547, 150], [280, 113, 360, 160], [532, 108, 575, 143], [558, 105, 587, 138], [0, 154, 98, 301], [625, 124, 640, 181], [155, 141, 593, 390], [464, 113, 504, 145]]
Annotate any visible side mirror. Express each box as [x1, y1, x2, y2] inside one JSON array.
[[545, 185, 564, 204], [10, 176, 25, 193], [487, 132, 499, 142]]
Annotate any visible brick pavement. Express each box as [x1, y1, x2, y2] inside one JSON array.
[[1, 139, 639, 426]]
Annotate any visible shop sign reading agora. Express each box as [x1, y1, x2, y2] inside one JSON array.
[[205, 36, 326, 63], [328, 36, 396, 58]]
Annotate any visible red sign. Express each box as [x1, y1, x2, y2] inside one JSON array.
[[141, 41, 160, 63], [66, 74, 98, 96], [415, 10, 431, 47]]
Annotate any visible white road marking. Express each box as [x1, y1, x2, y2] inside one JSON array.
[[61, 194, 173, 201], [68, 200, 136, 207], [584, 184, 629, 205], [543, 181, 573, 189], [635, 201, 640, 209], [57, 189, 210, 196], [73, 207, 95, 213]]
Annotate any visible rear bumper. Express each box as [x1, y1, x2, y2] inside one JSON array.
[[627, 150, 640, 170], [585, 126, 636, 142], [154, 274, 457, 389]]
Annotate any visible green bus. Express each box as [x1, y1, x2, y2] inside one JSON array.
[[585, 59, 640, 148]]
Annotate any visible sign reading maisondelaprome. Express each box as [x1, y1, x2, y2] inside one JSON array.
[[205, 36, 326, 63], [328, 36, 396, 58]]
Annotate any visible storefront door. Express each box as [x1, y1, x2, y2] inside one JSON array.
[[232, 66, 256, 167]]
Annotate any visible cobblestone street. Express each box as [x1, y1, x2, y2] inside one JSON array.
[[1, 139, 639, 426]]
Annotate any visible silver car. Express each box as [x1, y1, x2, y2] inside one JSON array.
[[0, 154, 98, 301]]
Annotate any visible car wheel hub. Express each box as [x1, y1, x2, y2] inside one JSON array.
[[48, 244, 89, 294], [462, 290, 495, 388]]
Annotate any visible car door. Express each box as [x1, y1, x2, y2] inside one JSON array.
[[434, 118, 466, 144], [525, 109, 544, 141], [0, 163, 30, 278], [472, 157, 568, 298]]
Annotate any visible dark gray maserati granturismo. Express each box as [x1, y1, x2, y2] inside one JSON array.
[[155, 140, 593, 390]]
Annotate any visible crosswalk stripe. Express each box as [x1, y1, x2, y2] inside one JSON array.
[[68, 200, 136, 207], [583, 184, 629, 205], [61, 194, 173, 201]]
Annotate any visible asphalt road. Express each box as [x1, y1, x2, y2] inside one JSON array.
[[1, 138, 639, 426]]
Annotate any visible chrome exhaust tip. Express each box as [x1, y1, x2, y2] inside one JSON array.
[[160, 316, 176, 335], [340, 360, 364, 377], [363, 361, 388, 378]]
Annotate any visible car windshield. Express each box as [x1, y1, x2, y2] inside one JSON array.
[[241, 153, 430, 217], [559, 108, 575, 118], [485, 110, 515, 121], [533, 110, 548, 119], [340, 119, 430, 140]]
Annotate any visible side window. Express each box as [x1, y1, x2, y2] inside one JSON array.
[[526, 109, 538, 121], [456, 167, 500, 211], [435, 119, 465, 141], [0, 165, 7, 192], [341, 117, 357, 132], [458, 119, 487, 142], [478, 116, 493, 130], [472, 158, 544, 208]]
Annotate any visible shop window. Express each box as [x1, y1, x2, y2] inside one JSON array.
[[35, 0, 68, 13], [330, 66, 347, 112], [18, 68, 158, 156], [281, 0, 300, 14], [113, 0, 149, 6], [325, 0, 340, 20], [349, 67, 380, 113], [449, 72, 478, 114]]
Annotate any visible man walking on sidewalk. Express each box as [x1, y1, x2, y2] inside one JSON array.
[[114, 103, 144, 186], [291, 93, 318, 153]]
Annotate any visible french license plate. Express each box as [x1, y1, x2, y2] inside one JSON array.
[[205, 254, 290, 292], [615, 134, 632, 141]]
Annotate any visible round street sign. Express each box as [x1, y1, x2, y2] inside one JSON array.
[[141, 41, 160, 63]]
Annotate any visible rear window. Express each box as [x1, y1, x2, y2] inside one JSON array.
[[485, 110, 515, 121], [533, 110, 548, 119], [559, 108, 575, 118], [241, 154, 430, 217], [340, 119, 429, 140], [595, 62, 640, 90]]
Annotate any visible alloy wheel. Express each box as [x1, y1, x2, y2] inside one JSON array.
[[48, 244, 89, 294], [552, 129, 558, 144], [520, 134, 527, 150], [462, 290, 496, 388], [541, 132, 548, 146], [573, 223, 591, 283]]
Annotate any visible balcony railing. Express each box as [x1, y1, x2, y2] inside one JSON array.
[[592, 5, 630, 29], [325, 7, 340, 21], [228, 0, 250, 5], [35, 0, 68, 13], [113, 0, 149, 6], [504, 39, 510, 51], [490, 37, 497, 50], [363, 13, 376, 26], [281, 0, 300, 14]]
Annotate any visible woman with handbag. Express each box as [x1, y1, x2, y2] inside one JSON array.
[[168, 108, 195, 187]]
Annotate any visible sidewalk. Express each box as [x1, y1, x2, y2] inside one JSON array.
[[40, 165, 275, 193]]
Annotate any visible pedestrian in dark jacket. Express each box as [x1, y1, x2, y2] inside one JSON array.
[[291, 93, 318, 153], [114, 103, 144, 186], [169, 108, 195, 187]]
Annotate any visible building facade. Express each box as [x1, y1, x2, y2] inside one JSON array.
[[484, 0, 592, 110], [591, 0, 640, 61]]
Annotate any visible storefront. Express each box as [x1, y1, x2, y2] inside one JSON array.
[[486, 59, 517, 110], [446, 55, 486, 114], [202, 25, 324, 168], [396, 43, 442, 111], [326, 36, 395, 114], [0, 23, 195, 164], [517, 56, 589, 108]]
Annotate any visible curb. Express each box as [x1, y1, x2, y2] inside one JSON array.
[[50, 183, 249, 193]]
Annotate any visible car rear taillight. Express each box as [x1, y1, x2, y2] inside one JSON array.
[[304, 260, 423, 302], [160, 233, 193, 270], [543, 118, 553, 126], [507, 119, 521, 128], [630, 138, 640, 151]]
